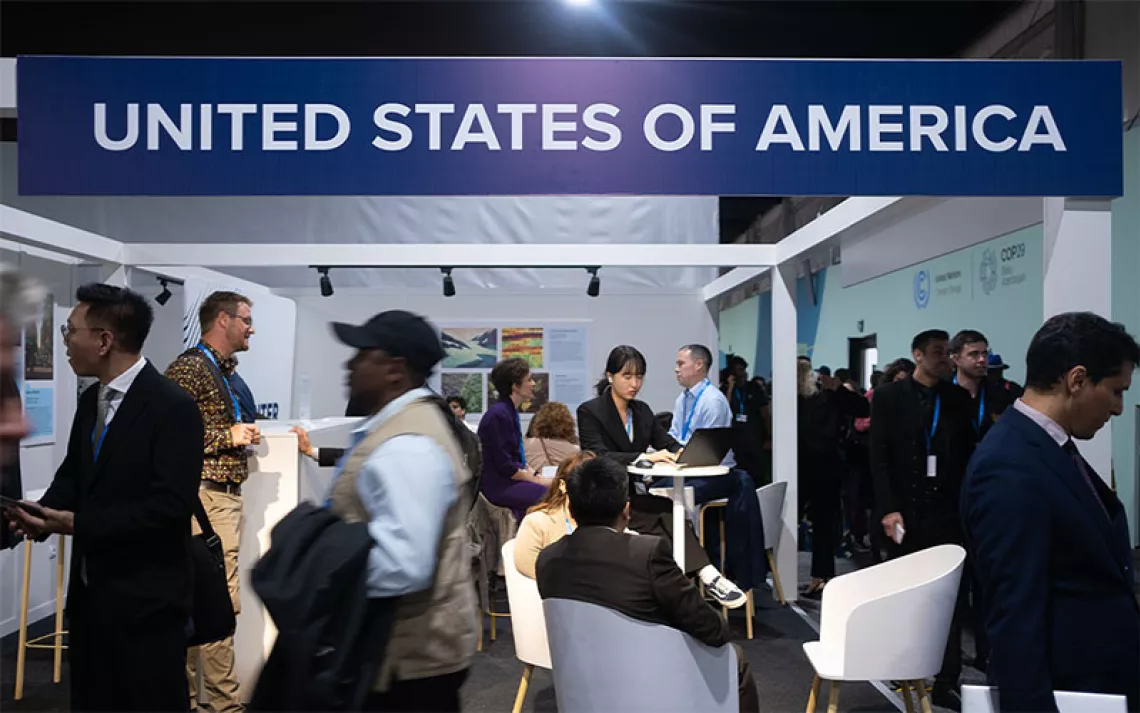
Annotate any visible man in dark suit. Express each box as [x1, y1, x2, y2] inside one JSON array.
[[5, 284, 204, 712], [963, 312, 1139, 713], [536, 457, 759, 713], [870, 329, 977, 710]]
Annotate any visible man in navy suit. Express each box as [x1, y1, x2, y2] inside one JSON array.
[[963, 312, 1140, 712]]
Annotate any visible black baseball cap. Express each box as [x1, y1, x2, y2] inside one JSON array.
[[331, 310, 445, 374]]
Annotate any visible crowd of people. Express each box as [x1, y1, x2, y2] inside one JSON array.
[[0, 269, 1137, 713]]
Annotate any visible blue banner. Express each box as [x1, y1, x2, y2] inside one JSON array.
[[17, 57, 1123, 197]]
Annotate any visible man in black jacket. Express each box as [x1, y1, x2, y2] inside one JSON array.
[[536, 457, 759, 713], [6, 284, 204, 712], [870, 329, 976, 710]]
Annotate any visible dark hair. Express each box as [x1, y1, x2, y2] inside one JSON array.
[[491, 357, 530, 399], [681, 344, 714, 375], [911, 329, 950, 354], [883, 358, 916, 383], [869, 369, 885, 389], [199, 291, 253, 332], [565, 457, 629, 528], [76, 283, 154, 354], [529, 451, 596, 515], [817, 365, 832, 377], [1025, 312, 1140, 390], [595, 345, 647, 396], [834, 368, 852, 383], [950, 329, 988, 354], [447, 395, 467, 410], [726, 353, 748, 369]]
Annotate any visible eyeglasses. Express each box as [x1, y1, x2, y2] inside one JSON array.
[[226, 312, 254, 328], [60, 324, 107, 340]]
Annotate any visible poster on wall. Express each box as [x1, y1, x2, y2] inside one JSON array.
[[20, 293, 56, 445], [437, 322, 589, 420]]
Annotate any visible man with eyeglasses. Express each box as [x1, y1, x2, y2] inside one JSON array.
[[165, 291, 260, 713]]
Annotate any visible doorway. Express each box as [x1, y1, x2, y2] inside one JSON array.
[[848, 334, 878, 391]]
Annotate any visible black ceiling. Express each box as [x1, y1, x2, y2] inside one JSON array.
[[1, 0, 1021, 241]]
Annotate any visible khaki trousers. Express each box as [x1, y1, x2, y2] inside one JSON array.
[[188, 487, 244, 713]]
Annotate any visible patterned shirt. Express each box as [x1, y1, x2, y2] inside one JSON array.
[[165, 342, 249, 484]]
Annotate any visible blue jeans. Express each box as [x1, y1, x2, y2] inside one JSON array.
[[652, 470, 767, 590]]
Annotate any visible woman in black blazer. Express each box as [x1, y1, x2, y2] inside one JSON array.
[[576, 345, 746, 607]]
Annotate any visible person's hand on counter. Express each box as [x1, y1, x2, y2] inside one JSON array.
[[289, 426, 318, 460]]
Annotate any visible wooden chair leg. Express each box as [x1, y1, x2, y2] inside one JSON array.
[[767, 550, 787, 605], [719, 513, 728, 619], [899, 681, 915, 713], [805, 674, 822, 713], [745, 590, 754, 640], [476, 611, 483, 652], [915, 681, 933, 713], [53, 535, 65, 683], [512, 663, 534, 713], [490, 609, 497, 641], [15, 540, 31, 700], [827, 680, 840, 713]]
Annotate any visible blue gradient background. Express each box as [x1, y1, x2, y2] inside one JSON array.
[[17, 57, 1123, 197]]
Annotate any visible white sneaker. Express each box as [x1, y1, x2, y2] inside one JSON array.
[[707, 575, 747, 609]]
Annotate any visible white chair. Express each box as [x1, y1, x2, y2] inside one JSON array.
[[756, 482, 787, 605], [802, 544, 966, 713], [501, 540, 551, 713], [962, 685, 1127, 713], [544, 597, 738, 713]]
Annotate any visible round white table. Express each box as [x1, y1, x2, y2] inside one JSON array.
[[627, 463, 729, 568]]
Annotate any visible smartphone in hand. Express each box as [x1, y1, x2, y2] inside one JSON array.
[[892, 523, 906, 545], [0, 495, 46, 519]]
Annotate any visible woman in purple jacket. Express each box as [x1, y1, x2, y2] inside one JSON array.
[[478, 357, 550, 520]]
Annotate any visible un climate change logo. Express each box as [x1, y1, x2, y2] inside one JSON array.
[[913, 269, 931, 310], [979, 248, 999, 296]]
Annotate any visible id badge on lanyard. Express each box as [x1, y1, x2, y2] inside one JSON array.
[[925, 395, 941, 478]]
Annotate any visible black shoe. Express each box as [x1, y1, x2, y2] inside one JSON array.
[[931, 685, 961, 712]]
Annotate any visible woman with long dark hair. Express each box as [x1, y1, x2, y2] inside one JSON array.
[[576, 345, 746, 608]]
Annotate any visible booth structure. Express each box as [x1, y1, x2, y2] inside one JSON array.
[[0, 53, 1131, 657]]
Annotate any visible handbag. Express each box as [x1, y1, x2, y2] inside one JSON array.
[[188, 498, 237, 646]]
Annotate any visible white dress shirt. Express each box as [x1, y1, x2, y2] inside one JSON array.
[[100, 356, 148, 426], [1013, 399, 1069, 447], [331, 387, 458, 598]]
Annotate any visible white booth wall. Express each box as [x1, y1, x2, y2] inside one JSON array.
[[287, 290, 718, 423]]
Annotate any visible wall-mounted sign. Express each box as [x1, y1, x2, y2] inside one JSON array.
[[17, 57, 1122, 197]]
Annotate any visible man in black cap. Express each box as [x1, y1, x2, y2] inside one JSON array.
[[321, 310, 478, 712]]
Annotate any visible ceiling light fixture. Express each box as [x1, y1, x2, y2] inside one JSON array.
[[155, 278, 173, 306], [441, 267, 456, 297], [586, 267, 600, 297], [316, 266, 334, 297]]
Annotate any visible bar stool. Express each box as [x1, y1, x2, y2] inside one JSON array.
[[697, 499, 755, 640], [14, 534, 69, 700]]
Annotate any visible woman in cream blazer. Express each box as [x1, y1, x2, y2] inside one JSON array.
[[513, 451, 594, 579]]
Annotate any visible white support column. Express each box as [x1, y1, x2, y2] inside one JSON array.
[[1043, 197, 1114, 480], [771, 261, 799, 600]]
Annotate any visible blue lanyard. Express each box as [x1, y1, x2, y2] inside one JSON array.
[[197, 345, 241, 422], [733, 387, 745, 415], [625, 409, 633, 440], [565, 516, 574, 535], [953, 375, 986, 432], [92, 423, 110, 460], [516, 409, 526, 467], [680, 381, 710, 442], [925, 395, 941, 454]]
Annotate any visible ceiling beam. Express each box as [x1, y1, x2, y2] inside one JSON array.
[[0, 205, 125, 264], [122, 243, 778, 268]]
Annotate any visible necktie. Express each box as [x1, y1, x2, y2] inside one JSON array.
[[94, 386, 114, 437], [1063, 439, 1108, 518]]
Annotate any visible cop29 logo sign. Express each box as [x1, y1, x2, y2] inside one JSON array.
[[979, 248, 999, 296], [913, 269, 932, 310]]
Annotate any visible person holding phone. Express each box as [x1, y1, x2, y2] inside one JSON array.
[[7, 284, 204, 712], [165, 290, 260, 713]]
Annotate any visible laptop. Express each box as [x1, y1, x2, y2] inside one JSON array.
[[675, 427, 734, 468]]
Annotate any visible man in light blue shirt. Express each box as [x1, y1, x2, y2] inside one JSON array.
[[661, 344, 767, 593]]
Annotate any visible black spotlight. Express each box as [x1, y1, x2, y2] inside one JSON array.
[[155, 278, 172, 306], [586, 267, 600, 297], [441, 268, 456, 297], [317, 267, 334, 297]]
